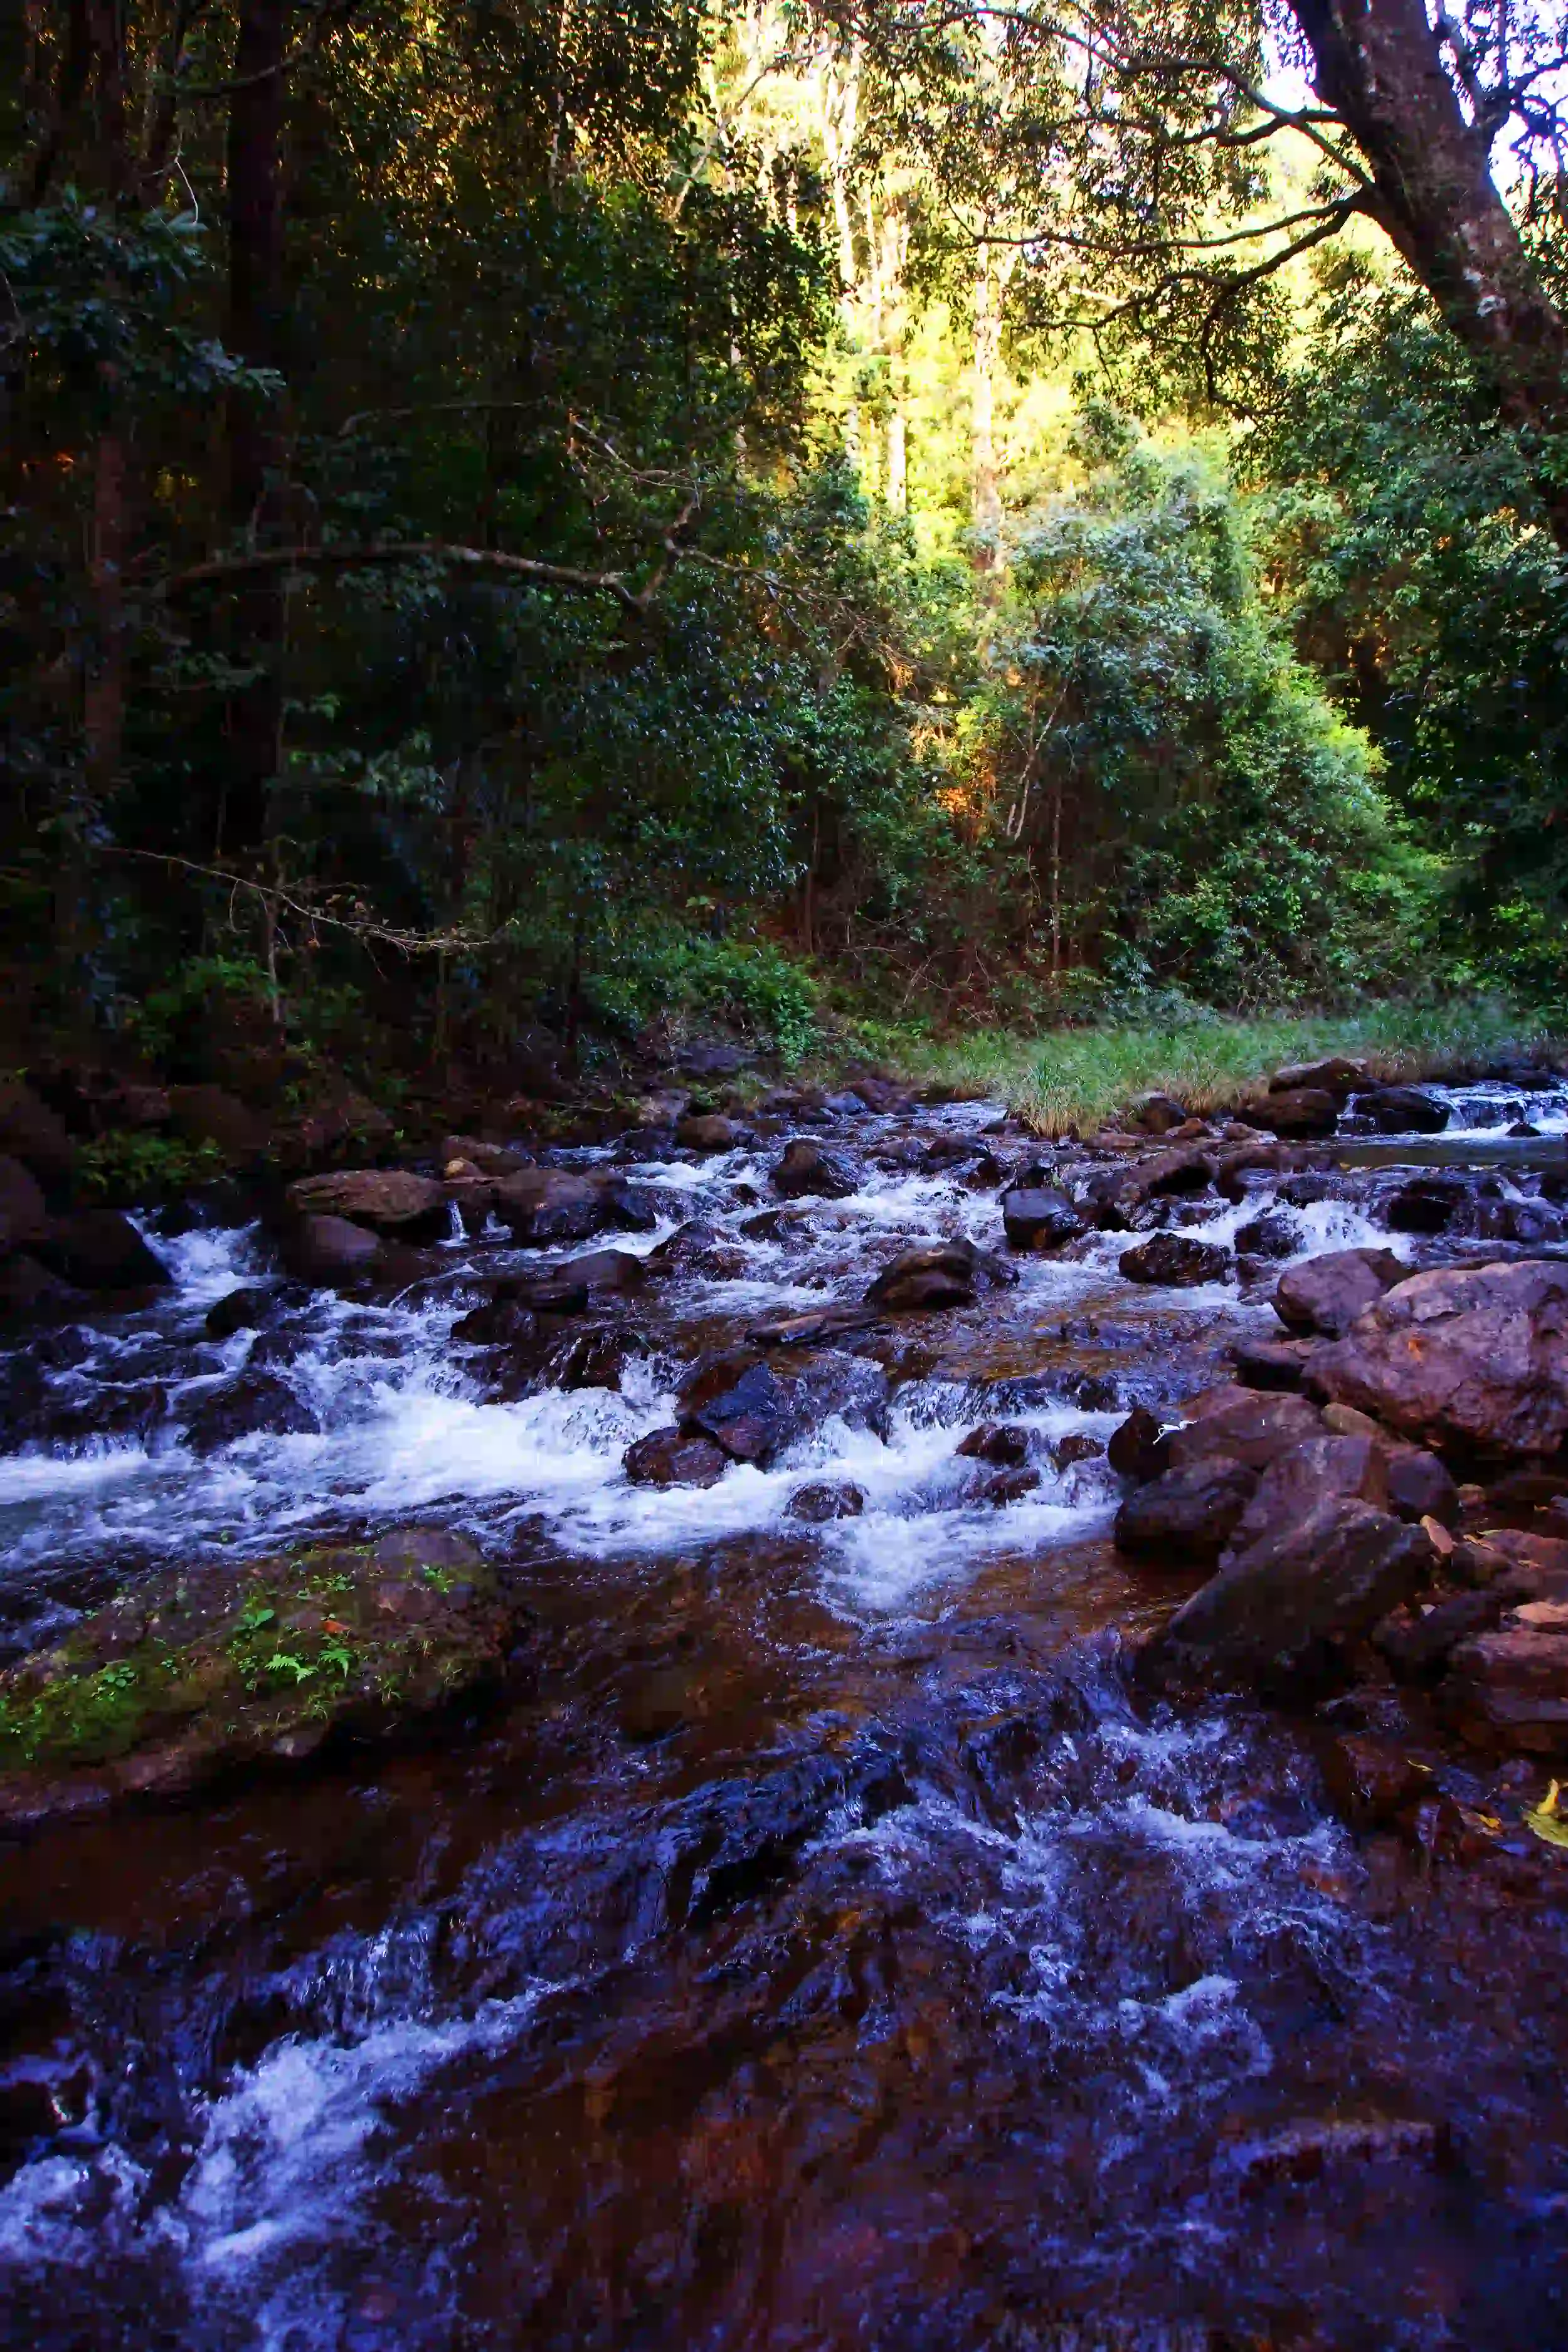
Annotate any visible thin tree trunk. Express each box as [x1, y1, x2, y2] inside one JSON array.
[[972, 242, 1002, 571], [1290, 0, 1568, 535], [223, 0, 290, 860]]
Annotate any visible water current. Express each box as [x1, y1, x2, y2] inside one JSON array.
[[2, 1081, 1566, 2348]]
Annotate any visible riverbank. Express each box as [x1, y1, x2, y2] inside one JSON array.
[[840, 1000, 1567, 1136]]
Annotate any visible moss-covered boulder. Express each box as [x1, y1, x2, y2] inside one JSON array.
[[0, 1527, 511, 1832]]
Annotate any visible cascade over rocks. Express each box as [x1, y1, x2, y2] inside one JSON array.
[[676, 1346, 888, 1466], [184, 1371, 322, 1453], [1308, 1259, 1568, 1460]]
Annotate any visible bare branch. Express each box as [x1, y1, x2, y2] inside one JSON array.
[[150, 540, 652, 610]]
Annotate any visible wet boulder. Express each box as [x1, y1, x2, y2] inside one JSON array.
[[1269, 1057, 1369, 1098], [623, 1428, 729, 1488], [677, 1345, 887, 1466], [788, 1480, 866, 1523], [1144, 1500, 1437, 1693], [553, 1327, 650, 1392], [1310, 1259, 1568, 1461], [866, 1237, 1014, 1313], [1360, 1086, 1449, 1135], [1382, 1445, 1461, 1528], [1108, 1404, 1167, 1480], [1128, 1093, 1189, 1135], [184, 1371, 322, 1453], [1118, 1233, 1232, 1288], [492, 1168, 618, 1245], [1000, 1186, 1086, 1252], [771, 1139, 861, 1200], [746, 1302, 879, 1347], [502, 1249, 648, 1315], [1249, 1089, 1340, 1140], [1159, 1390, 1326, 1475], [1233, 1211, 1298, 1260], [1232, 1337, 1315, 1392], [1218, 1434, 1391, 1563], [1115, 1457, 1259, 1560], [280, 1212, 384, 1285], [955, 1422, 1032, 1468], [1381, 1175, 1470, 1236], [1274, 1248, 1407, 1338], [0, 1535, 514, 1830], [675, 1112, 742, 1153], [204, 1283, 288, 1340], [285, 1168, 450, 1238], [35, 1210, 171, 1292]]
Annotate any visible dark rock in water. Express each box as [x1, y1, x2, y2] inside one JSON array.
[[492, 1169, 617, 1246], [1232, 1338, 1315, 1392], [452, 1295, 539, 1347], [1249, 1088, 1340, 1139], [1318, 1730, 1429, 1828], [0, 1154, 50, 1254], [771, 1139, 860, 1200], [1508, 1119, 1542, 1139], [866, 1237, 1015, 1314], [955, 1422, 1031, 1468], [0, 1536, 514, 1830], [1310, 1259, 1568, 1461], [1470, 1195, 1564, 1246], [184, 1372, 322, 1453], [204, 1284, 283, 1340], [1360, 1086, 1449, 1135], [553, 1327, 650, 1392], [1116, 1457, 1259, 1560], [0, 1078, 75, 1183], [36, 1210, 171, 1293], [649, 1219, 748, 1279], [1372, 1589, 1504, 1681], [31, 1382, 169, 1453], [1118, 1233, 1232, 1287], [746, 1302, 879, 1348], [1233, 1211, 1298, 1260], [1000, 1186, 1086, 1251], [1052, 1431, 1105, 1470], [1274, 1248, 1407, 1338], [982, 1466, 1042, 1507], [788, 1481, 866, 1523], [623, 1428, 729, 1488], [281, 1212, 384, 1285], [675, 1113, 741, 1153], [1269, 1057, 1369, 1098], [0, 1253, 78, 1320], [1382, 1175, 1469, 1236], [677, 1346, 887, 1466], [1143, 1500, 1436, 1692], [504, 1250, 647, 1315], [1441, 1602, 1568, 1752], [285, 1169, 449, 1237], [1108, 1404, 1166, 1480]]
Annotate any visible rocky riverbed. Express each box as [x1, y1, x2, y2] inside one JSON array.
[[0, 1059, 1565, 2348]]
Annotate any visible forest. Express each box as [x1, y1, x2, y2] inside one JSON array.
[[5, 0, 1566, 1123]]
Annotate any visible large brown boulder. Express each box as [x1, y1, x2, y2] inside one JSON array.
[[34, 1210, 170, 1291], [866, 1237, 1013, 1313], [492, 1168, 617, 1246], [1158, 1390, 1325, 1474], [1144, 1500, 1436, 1693], [280, 1212, 385, 1285], [1274, 1248, 1407, 1338], [1000, 1186, 1086, 1251], [1269, 1058, 1369, 1098], [675, 1113, 741, 1153], [1309, 1259, 1568, 1461], [623, 1429, 729, 1488], [1115, 1458, 1259, 1560], [771, 1139, 861, 1199], [1249, 1088, 1340, 1139], [286, 1168, 450, 1237]]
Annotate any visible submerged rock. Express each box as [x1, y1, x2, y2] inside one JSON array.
[[0, 1532, 512, 1830]]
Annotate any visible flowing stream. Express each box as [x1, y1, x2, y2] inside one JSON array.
[[2, 1081, 1566, 2349]]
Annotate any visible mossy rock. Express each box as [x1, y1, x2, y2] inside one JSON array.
[[0, 1527, 511, 1832]]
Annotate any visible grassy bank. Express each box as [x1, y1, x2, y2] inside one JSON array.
[[839, 1000, 1564, 1135]]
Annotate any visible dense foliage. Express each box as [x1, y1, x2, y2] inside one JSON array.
[[2, 0, 1564, 1094]]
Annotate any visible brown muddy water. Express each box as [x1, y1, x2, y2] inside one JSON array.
[[1, 1083, 1565, 2350]]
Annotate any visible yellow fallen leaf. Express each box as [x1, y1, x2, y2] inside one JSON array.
[[1522, 1779, 1568, 1851]]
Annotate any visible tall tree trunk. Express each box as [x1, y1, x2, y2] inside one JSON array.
[[223, 0, 290, 861], [972, 241, 1003, 571], [1290, 0, 1568, 536]]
